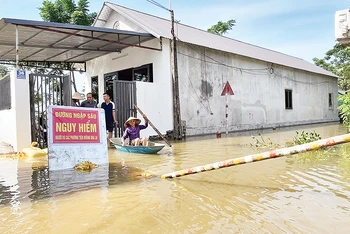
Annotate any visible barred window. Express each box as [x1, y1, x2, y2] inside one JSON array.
[[0, 75, 11, 110]]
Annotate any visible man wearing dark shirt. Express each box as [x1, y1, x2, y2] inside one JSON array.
[[98, 92, 118, 146], [81, 92, 97, 108]]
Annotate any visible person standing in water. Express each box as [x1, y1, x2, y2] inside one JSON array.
[[81, 92, 97, 108], [71, 92, 83, 107], [121, 116, 148, 146], [98, 92, 118, 146]]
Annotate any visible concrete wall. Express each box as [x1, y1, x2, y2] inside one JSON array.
[[177, 43, 339, 136], [85, 39, 173, 137], [0, 70, 31, 151], [87, 9, 338, 137]]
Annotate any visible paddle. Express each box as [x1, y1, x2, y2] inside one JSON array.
[[134, 104, 172, 147]]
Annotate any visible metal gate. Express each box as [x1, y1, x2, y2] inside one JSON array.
[[29, 74, 71, 148], [113, 80, 137, 137]]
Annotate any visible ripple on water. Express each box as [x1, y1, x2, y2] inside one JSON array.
[[1, 123, 350, 233]]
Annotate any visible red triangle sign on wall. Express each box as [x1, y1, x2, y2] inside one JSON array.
[[221, 81, 234, 96]]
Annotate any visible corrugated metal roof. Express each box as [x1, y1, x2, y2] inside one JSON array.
[[0, 18, 156, 64], [104, 2, 337, 78]]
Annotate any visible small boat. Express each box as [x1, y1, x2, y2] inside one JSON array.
[[110, 138, 165, 154]]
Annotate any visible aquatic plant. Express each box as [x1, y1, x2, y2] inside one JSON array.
[[250, 132, 280, 149], [293, 131, 321, 145]]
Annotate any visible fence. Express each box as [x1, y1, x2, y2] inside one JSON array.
[[0, 75, 11, 110], [29, 74, 70, 148]]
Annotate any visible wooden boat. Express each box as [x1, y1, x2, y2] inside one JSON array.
[[110, 138, 165, 154]]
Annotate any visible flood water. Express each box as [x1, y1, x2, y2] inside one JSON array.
[[1, 123, 350, 233]]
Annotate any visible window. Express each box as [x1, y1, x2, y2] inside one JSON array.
[[91, 76, 99, 103], [104, 72, 118, 101], [329, 93, 333, 108], [285, 89, 293, 109], [102, 64, 153, 100], [132, 64, 153, 83]]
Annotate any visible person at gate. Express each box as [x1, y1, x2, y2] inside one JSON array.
[[121, 116, 148, 146], [81, 92, 97, 108], [98, 92, 117, 146], [71, 92, 83, 107]]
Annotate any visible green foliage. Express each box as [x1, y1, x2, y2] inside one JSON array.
[[71, 0, 97, 25], [250, 133, 280, 149], [18, 61, 67, 75], [0, 65, 9, 77], [338, 92, 350, 128], [207, 19, 236, 36], [39, 0, 96, 25], [313, 43, 350, 90], [293, 131, 321, 145], [20, 0, 97, 86]]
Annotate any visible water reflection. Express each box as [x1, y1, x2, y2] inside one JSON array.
[[0, 162, 149, 204], [0, 159, 20, 207], [1, 123, 350, 233], [28, 165, 108, 200]]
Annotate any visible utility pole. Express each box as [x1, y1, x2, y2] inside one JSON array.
[[147, 0, 182, 140], [170, 9, 182, 140]]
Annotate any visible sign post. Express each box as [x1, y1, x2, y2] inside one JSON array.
[[221, 81, 235, 136], [47, 106, 108, 171]]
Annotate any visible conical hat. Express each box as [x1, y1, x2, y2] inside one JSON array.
[[124, 116, 141, 127], [72, 92, 83, 100]]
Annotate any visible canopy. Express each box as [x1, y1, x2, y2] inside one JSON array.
[[0, 18, 158, 68]]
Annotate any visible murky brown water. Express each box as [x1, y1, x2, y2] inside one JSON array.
[[1, 123, 350, 233]]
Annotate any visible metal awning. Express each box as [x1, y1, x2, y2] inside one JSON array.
[[0, 18, 159, 66]]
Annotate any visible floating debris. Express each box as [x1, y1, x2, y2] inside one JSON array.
[[32, 161, 48, 170], [74, 161, 98, 172], [135, 172, 154, 179], [0, 151, 27, 159]]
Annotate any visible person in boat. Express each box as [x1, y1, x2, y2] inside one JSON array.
[[121, 116, 148, 146]]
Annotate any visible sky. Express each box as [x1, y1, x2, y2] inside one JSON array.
[[0, 0, 349, 90], [0, 0, 348, 62]]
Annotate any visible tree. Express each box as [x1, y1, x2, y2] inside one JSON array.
[[34, 0, 97, 91], [0, 65, 9, 77], [39, 0, 96, 25], [314, 44, 350, 129], [338, 93, 350, 130], [207, 19, 236, 36], [71, 0, 97, 25], [313, 44, 350, 90]]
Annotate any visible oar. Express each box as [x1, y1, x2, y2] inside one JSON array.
[[134, 104, 172, 147]]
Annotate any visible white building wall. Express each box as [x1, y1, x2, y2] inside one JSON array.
[[103, 11, 148, 33], [0, 108, 16, 149], [88, 9, 338, 137], [0, 70, 31, 151], [85, 39, 173, 137], [177, 42, 339, 136]]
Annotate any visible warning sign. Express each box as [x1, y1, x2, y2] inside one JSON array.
[[52, 108, 100, 143], [47, 106, 108, 171], [221, 81, 234, 96]]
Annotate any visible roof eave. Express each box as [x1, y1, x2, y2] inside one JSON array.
[[105, 2, 161, 39]]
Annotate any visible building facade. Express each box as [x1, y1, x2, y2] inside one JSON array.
[[85, 2, 338, 137]]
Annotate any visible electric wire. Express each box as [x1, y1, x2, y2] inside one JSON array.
[[177, 42, 334, 86]]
